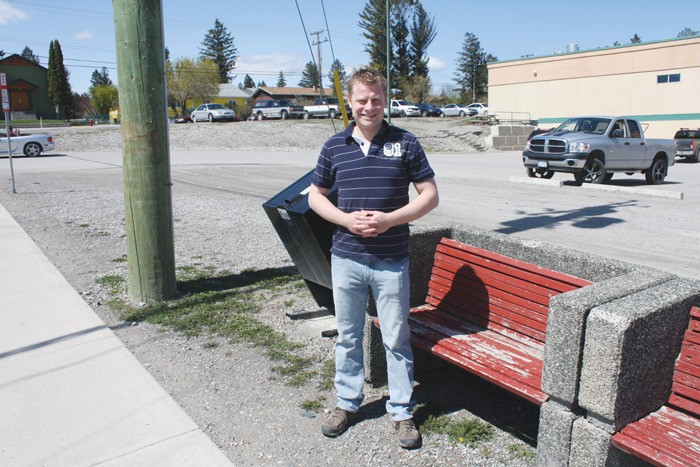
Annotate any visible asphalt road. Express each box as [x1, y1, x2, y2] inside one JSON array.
[[3, 149, 698, 279]]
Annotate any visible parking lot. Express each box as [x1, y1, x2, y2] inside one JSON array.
[[3, 146, 697, 280]]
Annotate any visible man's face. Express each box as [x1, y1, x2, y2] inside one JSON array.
[[348, 81, 386, 133]]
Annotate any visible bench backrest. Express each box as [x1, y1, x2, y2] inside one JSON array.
[[668, 306, 700, 417], [426, 238, 592, 348]]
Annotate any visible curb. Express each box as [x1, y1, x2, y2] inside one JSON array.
[[509, 177, 684, 199]]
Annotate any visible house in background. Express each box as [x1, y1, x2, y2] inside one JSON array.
[[0, 54, 54, 121], [248, 86, 334, 105], [207, 83, 249, 115]]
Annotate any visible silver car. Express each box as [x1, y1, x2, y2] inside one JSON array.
[[440, 103, 473, 117], [191, 103, 237, 122]]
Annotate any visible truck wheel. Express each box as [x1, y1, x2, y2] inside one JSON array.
[[645, 157, 667, 184], [303, 111, 310, 120], [691, 148, 700, 163], [582, 157, 606, 184], [526, 167, 554, 179]]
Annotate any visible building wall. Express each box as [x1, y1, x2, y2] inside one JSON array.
[[0, 55, 54, 120], [488, 36, 700, 138]]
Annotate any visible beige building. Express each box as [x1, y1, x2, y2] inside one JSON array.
[[488, 36, 700, 138]]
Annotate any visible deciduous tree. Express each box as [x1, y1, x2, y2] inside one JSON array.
[[166, 57, 219, 114], [90, 85, 118, 115]]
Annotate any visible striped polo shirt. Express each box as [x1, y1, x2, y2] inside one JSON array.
[[311, 121, 435, 260]]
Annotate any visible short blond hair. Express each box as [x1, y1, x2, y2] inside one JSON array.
[[348, 68, 387, 98]]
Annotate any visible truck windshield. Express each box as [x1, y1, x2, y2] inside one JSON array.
[[556, 118, 611, 135]]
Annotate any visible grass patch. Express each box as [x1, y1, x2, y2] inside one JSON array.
[[111, 255, 127, 263], [317, 359, 335, 391], [508, 443, 536, 460], [96, 274, 125, 296], [300, 398, 325, 412], [420, 413, 494, 447], [79, 223, 90, 228], [115, 264, 316, 385]]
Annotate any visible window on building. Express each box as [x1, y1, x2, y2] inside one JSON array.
[[657, 73, 681, 83]]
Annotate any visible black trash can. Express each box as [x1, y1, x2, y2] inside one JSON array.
[[262, 170, 337, 312]]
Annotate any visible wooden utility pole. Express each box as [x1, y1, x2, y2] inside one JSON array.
[[112, 0, 176, 303]]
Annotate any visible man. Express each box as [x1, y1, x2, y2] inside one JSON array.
[[308, 69, 439, 449]]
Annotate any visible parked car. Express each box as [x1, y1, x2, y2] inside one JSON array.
[[523, 116, 676, 185], [467, 103, 489, 115], [390, 99, 421, 117], [252, 99, 305, 120], [674, 128, 700, 163], [383, 105, 400, 118], [440, 103, 472, 117], [0, 131, 55, 157], [190, 103, 237, 122], [415, 103, 443, 117], [173, 115, 192, 123]]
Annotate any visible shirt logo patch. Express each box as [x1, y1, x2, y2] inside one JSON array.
[[383, 142, 402, 157]]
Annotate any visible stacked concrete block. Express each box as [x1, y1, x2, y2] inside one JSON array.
[[488, 125, 536, 151], [568, 279, 700, 466]]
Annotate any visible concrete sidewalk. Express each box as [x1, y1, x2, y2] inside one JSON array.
[[0, 203, 232, 466]]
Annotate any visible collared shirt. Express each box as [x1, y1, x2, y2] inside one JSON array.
[[311, 121, 435, 260]]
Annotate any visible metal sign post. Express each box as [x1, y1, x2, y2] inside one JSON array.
[[1, 72, 16, 194]]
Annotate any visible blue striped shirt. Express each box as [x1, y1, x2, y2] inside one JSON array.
[[311, 121, 435, 260]]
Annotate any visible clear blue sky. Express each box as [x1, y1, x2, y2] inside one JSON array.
[[0, 0, 696, 96]]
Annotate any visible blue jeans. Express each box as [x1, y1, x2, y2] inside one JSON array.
[[331, 254, 414, 421]]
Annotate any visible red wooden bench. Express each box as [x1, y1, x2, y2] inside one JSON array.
[[392, 237, 592, 405], [611, 306, 700, 466]]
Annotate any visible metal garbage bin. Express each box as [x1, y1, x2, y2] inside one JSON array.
[[263, 170, 337, 312]]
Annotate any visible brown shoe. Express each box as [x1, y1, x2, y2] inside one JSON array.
[[393, 418, 422, 449], [321, 407, 357, 437]]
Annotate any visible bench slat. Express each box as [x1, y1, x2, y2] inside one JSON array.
[[613, 406, 700, 467], [430, 266, 550, 319], [409, 332, 548, 405], [425, 294, 547, 344], [438, 238, 592, 290], [410, 308, 544, 367], [427, 278, 548, 331], [432, 254, 556, 307]]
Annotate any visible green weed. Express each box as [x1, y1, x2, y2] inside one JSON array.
[[96, 274, 125, 296], [300, 398, 324, 412], [508, 443, 536, 460], [420, 413, 494, 447]]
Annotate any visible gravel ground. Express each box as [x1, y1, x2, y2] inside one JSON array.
[[1, 119, 538, 466]]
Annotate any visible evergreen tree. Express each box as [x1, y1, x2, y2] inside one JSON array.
[[199, 18, 238, 83], [299, 62, 320, 88], [0, 50, 5, 59], [277, 71, 287, 87], [359, 0, 390, 76], [630, 34, 642, 43], [391, 5, 411, 92], [243, 74, 255, 88], [21, 45, 40, 64], [327, 59, 347, 90], [409, 3, 436, 79], [454, 32, 489, 103], [678, 27, 699, 37], [91, 67, 113, 87], [257, 80, 267, 87], [47, 40, 72, 118]]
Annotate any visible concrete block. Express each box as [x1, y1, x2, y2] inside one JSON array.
[[491, 135, 507, 148], [495, 126, 511, 136], [505, 135, 519, 146], [536, 399, 581, 467], [542, 269, 674, 404], [578, 278, 700, 430], [569, 418, 645, 467]]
